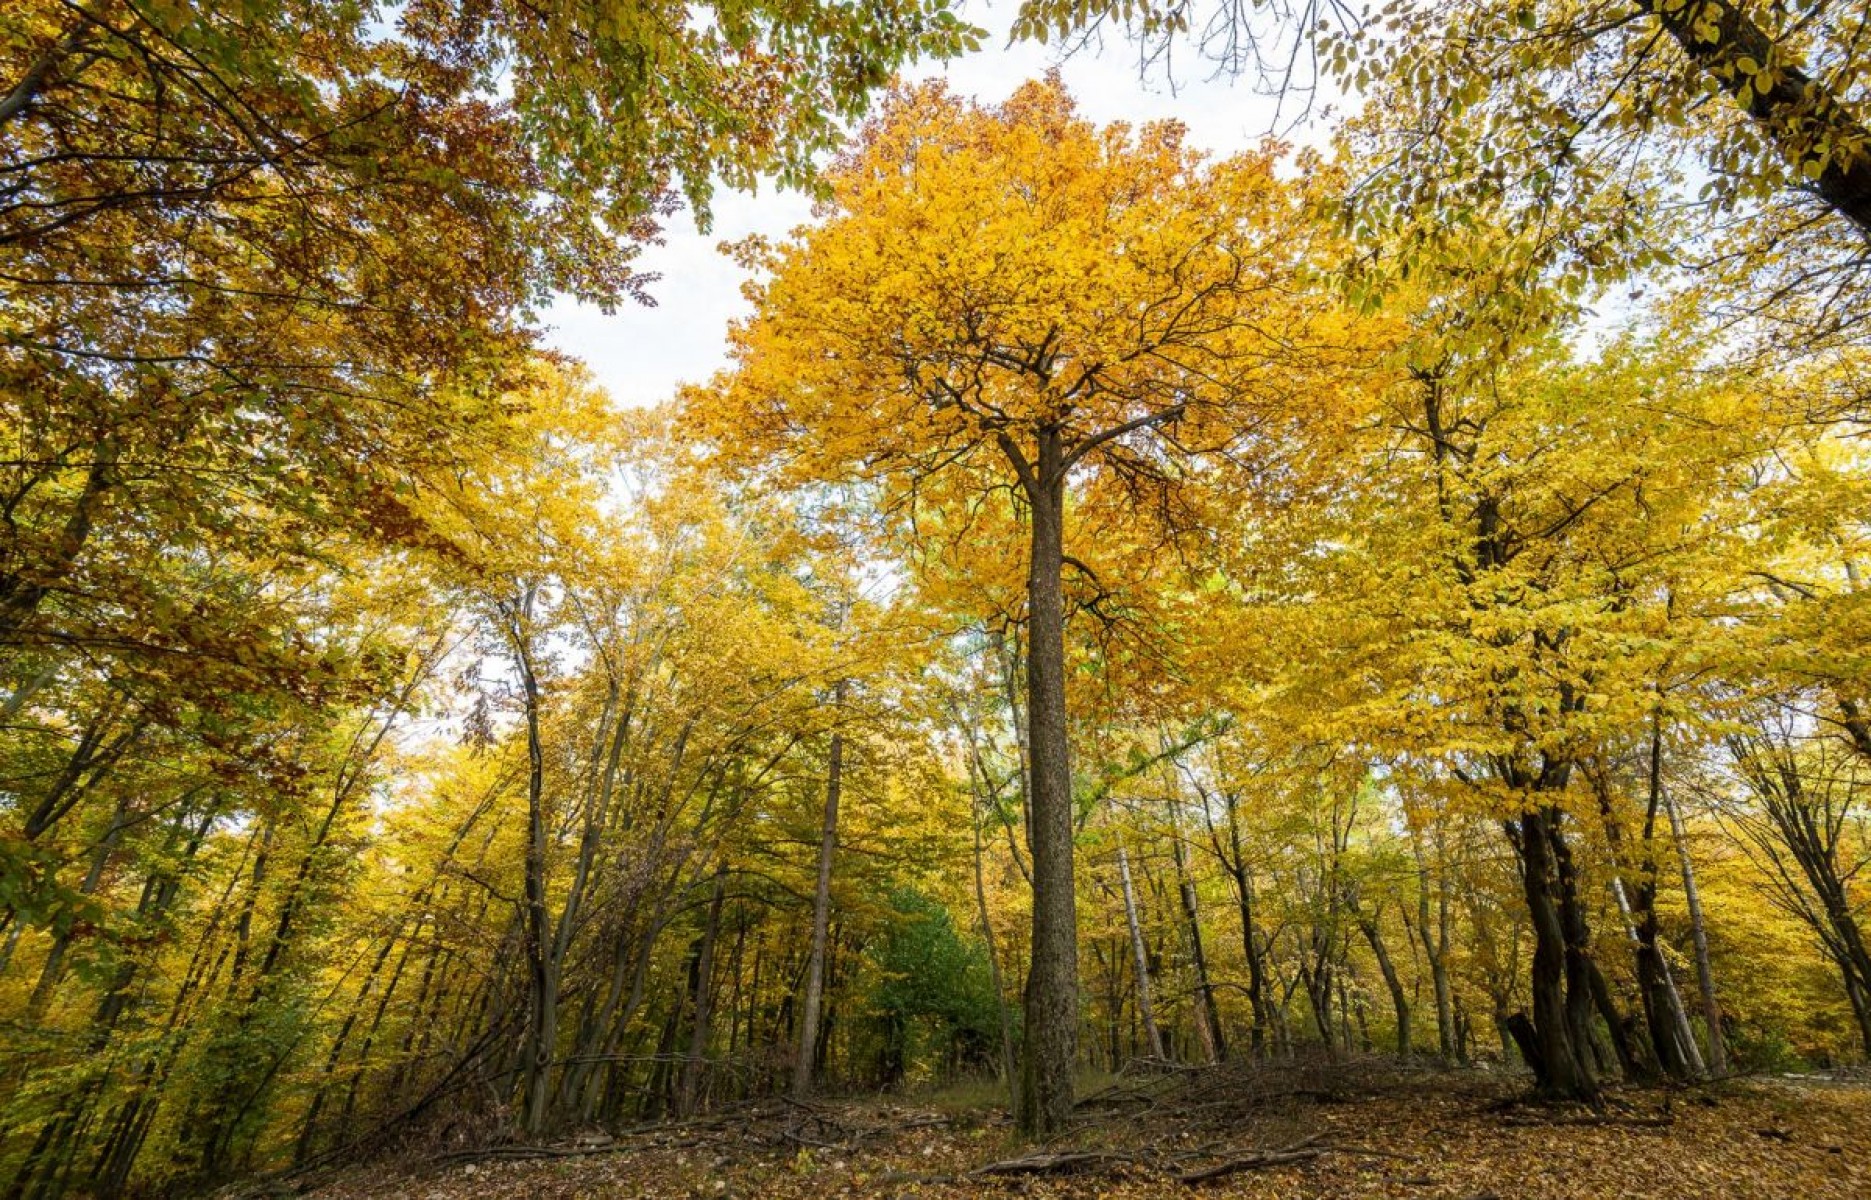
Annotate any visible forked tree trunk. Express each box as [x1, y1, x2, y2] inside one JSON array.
[[1513, 806, 1598, 1099], [1411, 829, 1456, 1059]]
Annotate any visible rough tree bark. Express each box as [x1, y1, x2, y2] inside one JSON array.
[[1512, 805, 1599, 1099], [1006, 426, 1079, 1136]]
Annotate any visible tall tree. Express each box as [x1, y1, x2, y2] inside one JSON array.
[[695, 76, 1370, 1132]]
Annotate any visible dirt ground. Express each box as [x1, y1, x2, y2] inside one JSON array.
[[296, 1063, 1871, 1200]]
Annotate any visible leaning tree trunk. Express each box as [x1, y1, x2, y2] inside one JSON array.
[[1635, 0, 1871, 233], [1665, 787, 1727, 1075], [1358, 904, 1411, 1057], [1168, 794, 1225, 1063]]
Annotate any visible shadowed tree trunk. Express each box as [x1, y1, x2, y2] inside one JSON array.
[[677, 864, 729, 1117], [1511, 804, 1599, 1099]]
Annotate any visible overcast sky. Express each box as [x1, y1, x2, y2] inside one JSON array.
[[538, 5, 1328, 408]]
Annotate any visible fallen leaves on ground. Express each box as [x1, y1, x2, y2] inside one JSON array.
[[298, 1064, 1871, 1200]]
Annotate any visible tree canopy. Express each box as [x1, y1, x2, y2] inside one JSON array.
[[5, 1, 1871, 1192]]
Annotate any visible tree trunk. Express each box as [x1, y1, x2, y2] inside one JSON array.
[[1512, 807, 1598, 1098], [1012, 430, 1078, 1136], [969, 759, 1019, 1092], [1411, 829, 1456, 1059], [511, 598, 557, 1138], [0, 439, 116, 648], [1635, 0, 1871, 233], [1223, 792, 1271, 1056], [677, 864, 729, 1118], [1614, 875, 1700, 1079], [1169, 795, 1225, 1063], [1665, 787, 1727, 1075], [1358, 905, 1411, 1057], [1116, 846, 1165, 1062], [793, 686, 845, 1098]]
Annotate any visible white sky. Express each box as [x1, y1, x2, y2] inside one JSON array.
[[539, 4, 1330, 408]]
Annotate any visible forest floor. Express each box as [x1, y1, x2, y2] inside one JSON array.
[[293, 1060, 1871, 1200]]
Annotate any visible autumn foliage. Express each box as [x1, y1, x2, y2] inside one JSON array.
[[5, 0, 1871, 1195]]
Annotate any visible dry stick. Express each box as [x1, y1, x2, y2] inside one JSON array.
[[1498, 1113, 1674, 1129], [968, 1149, 1147, 1177], [1175, 1133, 1328, 1184]]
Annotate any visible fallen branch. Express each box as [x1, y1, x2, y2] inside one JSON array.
[[1498, 1114, 1674, 1129], [967, 1149, 1146, 1177], [1175, 1133, 1327, 1183]]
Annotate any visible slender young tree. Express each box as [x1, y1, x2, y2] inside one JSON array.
[[794, 683, 847, 1097]]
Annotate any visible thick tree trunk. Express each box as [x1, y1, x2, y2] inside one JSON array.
[[793, 688, 845, 1098], [1116, 846, 1165, 1061], [1513, 807, 1598, 1098], [1013, 431, 1078, 1136]]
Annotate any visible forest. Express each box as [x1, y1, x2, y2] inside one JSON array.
[[3, 0, 1871, 1197]]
